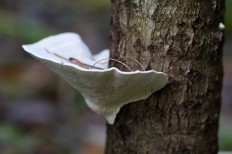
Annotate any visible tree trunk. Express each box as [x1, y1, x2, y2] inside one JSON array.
[[105, 0, 224, 154]]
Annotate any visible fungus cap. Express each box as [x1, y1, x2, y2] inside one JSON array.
[[22, 32, 168, 124]]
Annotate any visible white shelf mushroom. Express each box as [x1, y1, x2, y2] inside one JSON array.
[[219, 22, 225, 30], [22, 32, 168, 124]]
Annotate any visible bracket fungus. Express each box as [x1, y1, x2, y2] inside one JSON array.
[[22, 32, 168, 124]]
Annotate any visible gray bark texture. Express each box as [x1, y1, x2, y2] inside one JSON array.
[[106, 0, 224, 154]]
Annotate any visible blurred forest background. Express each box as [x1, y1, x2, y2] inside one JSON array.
[[0, 0, 231, 154]]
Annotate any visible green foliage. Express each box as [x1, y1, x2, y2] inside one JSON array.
[[0, 123, 72, 154], [219, 129, 232, 151], [0, 123, 37, 154], [0, 10, 57, 43], [225, 0, 232, 33], [73, 0, 110, 11]]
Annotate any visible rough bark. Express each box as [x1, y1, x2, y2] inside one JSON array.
[[105, 0, 224, 154]]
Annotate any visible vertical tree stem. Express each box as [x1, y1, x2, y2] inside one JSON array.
[[106, 0, 225, 153]]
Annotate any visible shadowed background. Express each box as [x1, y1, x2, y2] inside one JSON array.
[[0, 0, 231, 153]]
